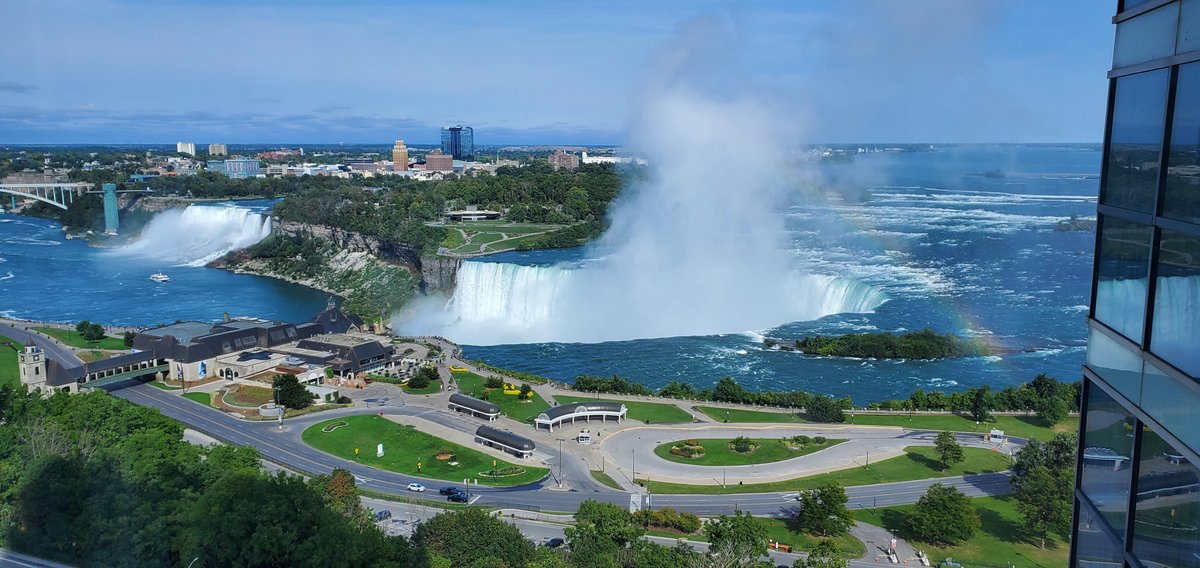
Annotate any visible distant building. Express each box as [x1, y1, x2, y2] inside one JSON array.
[[425, 149, 454, 172], [391, 140, 409, 171], [176, 142, 196, 156], [445, 205, 501, 222], [208, 143, 228, 157], [549, 150, 579, 171], [207, 157, 261, 179], [440, 125, 474, 160]]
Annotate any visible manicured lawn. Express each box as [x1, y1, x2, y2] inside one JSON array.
[[0, 336, 20, 389], [149, 380, 182, 391], [644, 445, 1012, 494], [403, 379, 443, 395], [442, 221, 567, 254], [454, 371, 549, 423], [590, 470, 623, 490], [848, 413, 1079, 441], [854, 496, 1069, 567], [303, 414, 549, 487], [649, 517, 864, 558], [555, 395, 692, 424], [653, 438, 847, 466], [34, 327, 127, 350], [223, 385, 274, 407], [696, 406, 807, 423], [183, 392, 215, 407]]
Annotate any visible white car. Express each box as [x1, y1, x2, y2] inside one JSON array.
[[407, 483, 426, 492]]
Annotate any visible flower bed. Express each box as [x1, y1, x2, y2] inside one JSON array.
[[478, 466, 527, 478], [322, 421, 350, 433]]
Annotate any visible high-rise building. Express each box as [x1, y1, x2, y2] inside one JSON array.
[[207, 157, 261, 179], [176, 142, 196, 156], [391, 140, 409, 171], [1071, 2, 1200, 566], [440, 125, 474, 160], [424, 149, 454, 172], [548, 150, 579, 171], [208, 143, 228, 157]]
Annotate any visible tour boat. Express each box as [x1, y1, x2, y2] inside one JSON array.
[[149, 272, 170, 283]]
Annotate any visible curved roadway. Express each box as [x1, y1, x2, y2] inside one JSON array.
[[111, 381, 1015, 515], [0, 323, 84, 368]]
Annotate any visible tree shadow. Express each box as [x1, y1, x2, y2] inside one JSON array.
[[1013, 414, 1056, 433], [978, 505, 1024, 545], [904, 451, 946, 472]]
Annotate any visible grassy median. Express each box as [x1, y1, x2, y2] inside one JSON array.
[[33, 327, 127, 350], [642, 445, 1012, 494], [696, 406, 807, 423], [653, 438, 846, 466], [303, 414, 549, 487], [555, 395, 693, 424]]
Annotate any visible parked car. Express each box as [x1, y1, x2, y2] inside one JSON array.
[[374, 510, 392, 522], [447, 492, 469, 503], [439, 486, 462, 496], [407, 483, 426, 492], [544, 538, 564, 549]]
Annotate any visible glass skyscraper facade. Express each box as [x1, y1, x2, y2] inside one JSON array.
[[1073, 1, 1200, 566], [440, 125, 474, 160]]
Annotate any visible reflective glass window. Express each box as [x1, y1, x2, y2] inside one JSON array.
[[1081, 384, 1138, 536], [1164, 63, 1200, 224], [1122, 0, 1154, 11], [1088, 327, 1144, 400], [1103, 69, 1170, 213], [1141, 361, 1200, 451], [1074, 498, 1126, 566], [1151, 230, 1200, 376], [1094, 216, 1154, 342], [1115, 3, 1180, 67], [1181, 0, 1200, 53], [1132, 428, 1200, 566]]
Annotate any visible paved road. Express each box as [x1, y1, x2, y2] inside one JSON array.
[[110, 381, 1015, 517], [0, 548, 72, 568], [0, 323, 83, 368]]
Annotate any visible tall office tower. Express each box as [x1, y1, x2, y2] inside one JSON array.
[[440, 125, 474, 160], [392, 140, 409, 171], [208, 143, 228, 157], [176, 142, 196, 156], [1072, 1, 1200, 566]]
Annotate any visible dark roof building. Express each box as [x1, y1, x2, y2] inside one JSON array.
[[133, 318, 321, 364], [475, 425, 535, 459], [448, 393, 501, 420], [296, 333, 395, 376], [534, 401, 626, 432], [310, 298, 365, 334]]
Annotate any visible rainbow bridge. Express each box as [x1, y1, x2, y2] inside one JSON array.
[[0, 182, 92, 209]]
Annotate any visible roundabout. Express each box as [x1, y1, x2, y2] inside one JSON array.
[[653, 436, 848, 466]]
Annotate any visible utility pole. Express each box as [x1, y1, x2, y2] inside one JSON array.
[[557, 439, 564, 489]]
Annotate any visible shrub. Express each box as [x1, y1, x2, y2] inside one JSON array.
[[634, 508, 701, 534], [731, 436, 755, 453], [407, 372, 432, 389], [485, 377, 505, 389], [813, 436, 827, 445], [684, 439, 700, 446], [795, 435, 812, 446]]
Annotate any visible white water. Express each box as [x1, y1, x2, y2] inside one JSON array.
[[114, 204, 272, 266], [403, 260, 887, 345]]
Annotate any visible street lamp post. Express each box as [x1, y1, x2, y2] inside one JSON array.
[[557, 439, 564, 489], [632, 449, 636, 485]]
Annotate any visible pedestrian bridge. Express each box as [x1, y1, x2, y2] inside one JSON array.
[[0, 183, 93, 209], [70, 351, 171, 389]]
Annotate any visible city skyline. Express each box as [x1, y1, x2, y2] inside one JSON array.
[[1, 0, 1112, 145]]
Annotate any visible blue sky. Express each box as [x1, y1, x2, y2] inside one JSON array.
[[0, 0, 1114, 145]]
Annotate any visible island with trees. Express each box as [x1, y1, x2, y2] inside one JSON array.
[[771, 329, 992, 360]]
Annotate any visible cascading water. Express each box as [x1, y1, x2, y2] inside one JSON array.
[[406, 260, 888, 345], [114, 204, 272, 266]]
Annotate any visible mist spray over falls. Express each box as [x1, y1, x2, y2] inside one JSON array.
[[114, 204, 272, 267], [399, 19, 887, 344]]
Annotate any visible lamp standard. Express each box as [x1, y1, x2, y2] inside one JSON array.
[[632, 449, 636, 485], [557, 439, 564, 489]]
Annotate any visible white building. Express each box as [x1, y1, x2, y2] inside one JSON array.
[[176, 142, 196, 156]]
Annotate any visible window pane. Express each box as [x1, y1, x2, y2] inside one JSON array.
[[1151, 230, 1200, 376], [1094, 216, 1153, 342], [1114, 3, 1179, 67], [1103, 69, 1170, 213], [1088, 327, 1144, 401], [1132, 428, 1200, 566], [1181, 0, 1200, 53], [1164, 62, 1200, 224], [1141, 361, 1200, 451], [1081, 384, 1137, 537], [1074, 498, 1126, 567]]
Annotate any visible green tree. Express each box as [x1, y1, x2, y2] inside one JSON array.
[[122, 331, 135, 348], [413, 508, 533, 568], [408, 366, 437, 389], [75, 320, 106, 343], [795, 482, 853, 536], [933, 431, 964, 471], [1014, 466, 1073, 548], [519, 383, 533, 400], [1012, 432, 1078, 478], [273, 373, 313, 409], [705, 510, 768, 567], [794, 539, 847, 568], [806, 395, 845, 423], [970, 385, 993, 423], [1035, 395, 1068, 426], [905, 484, 980, 546], [566, 500, 645, 568]]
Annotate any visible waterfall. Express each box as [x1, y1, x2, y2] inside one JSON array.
[[114, 204, 272, 266], [404, 260, 888, 345]]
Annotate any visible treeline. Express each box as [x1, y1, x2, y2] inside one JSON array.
[[786, 329, 991, 359], [573, 373, 1081, 426]]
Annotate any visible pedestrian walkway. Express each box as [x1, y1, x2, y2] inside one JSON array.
[[850, 521, 918, 565]]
